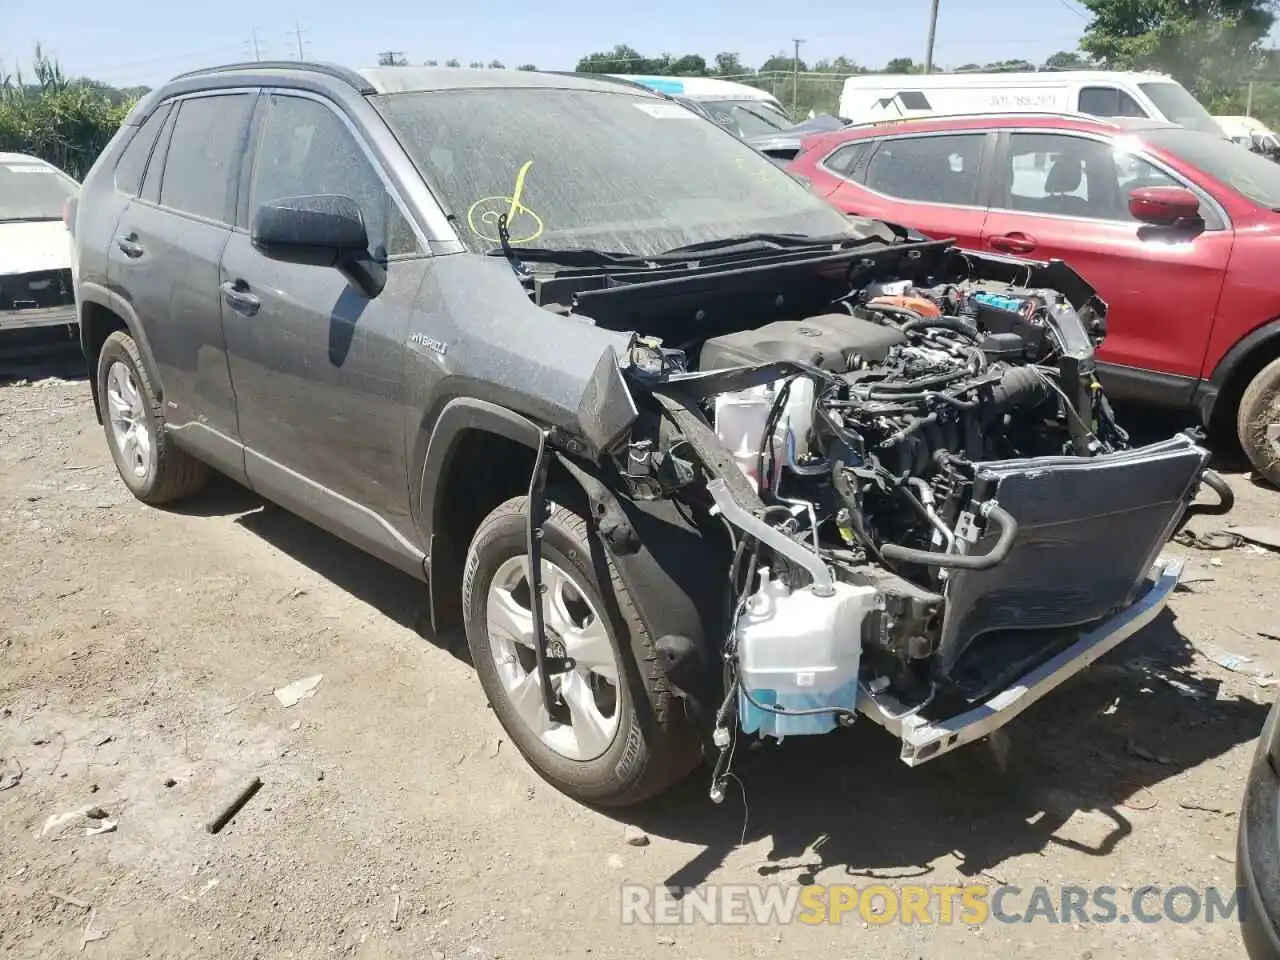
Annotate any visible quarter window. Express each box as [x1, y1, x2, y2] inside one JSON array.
[[249, 94, 418, 257], [862, 133, 986, 205], [158, 94, 255, 223], [823, 141, 876, 181], [114, 103, 171, 196]]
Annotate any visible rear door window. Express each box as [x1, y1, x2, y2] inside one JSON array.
[[158, 93, 255, 223], [114, 103, 172, 196], [862, 133, 986, 205]]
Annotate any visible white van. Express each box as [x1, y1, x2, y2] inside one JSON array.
[[1215, 115, 1280, 152], [837, 70, 1223, 136], [607, 75, 795, 137]]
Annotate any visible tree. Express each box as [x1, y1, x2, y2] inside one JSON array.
[[516, 63, 537, 71], [884, 57, 918, 74], [1045, 50, 1090, 70], [760, 53, 807, 75], [377, 51, 408, 67], [713, 52, 746, 76], [576, 44, 648, 73], [487, 59, 505, 69], [468, 61, 484, 69], [424, 59, 439, 67], [445, 58, 461, 68], [1079, 0, 1277, 95], [666, 54, 707, 76]]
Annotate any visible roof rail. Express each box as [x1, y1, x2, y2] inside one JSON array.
[[848, 110, 1114, 126], [542, 70, 672, 98], [169, 60, 375, 94]]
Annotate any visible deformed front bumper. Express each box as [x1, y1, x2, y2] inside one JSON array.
[[858, 557, 1184, 766]]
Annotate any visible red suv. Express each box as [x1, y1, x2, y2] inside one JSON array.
[[787, 113, 1280, 484]]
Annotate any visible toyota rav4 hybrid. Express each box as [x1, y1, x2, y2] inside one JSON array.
[[786, 113, 1280, 486], [67, 64, 1229, 807]]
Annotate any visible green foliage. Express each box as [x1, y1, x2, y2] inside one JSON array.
[[1080, 0, 1277, 95], [0, 45, 136, 179]]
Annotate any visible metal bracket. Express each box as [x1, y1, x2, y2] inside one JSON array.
[[526, 430, 566, 720]]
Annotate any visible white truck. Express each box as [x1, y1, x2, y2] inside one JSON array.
[[838, 70, 1223, 136]]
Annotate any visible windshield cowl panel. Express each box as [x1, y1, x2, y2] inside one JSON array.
[[371, 87, 852, 258]]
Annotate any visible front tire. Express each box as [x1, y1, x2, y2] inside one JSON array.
[[97, 331, 208, 505], [462, 496, 700, 807], [1237, 356, 1280, 488]]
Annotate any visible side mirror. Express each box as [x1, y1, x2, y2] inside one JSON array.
[[251, 194, 369, 267], [251, 194, 386, 297], [1128, 185, 1201, 227]]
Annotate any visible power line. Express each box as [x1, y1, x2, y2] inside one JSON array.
[[291, 22, 307, 60], [1052, 0, 1090, 20]]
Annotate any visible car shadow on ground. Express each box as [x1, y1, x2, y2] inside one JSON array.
[[164, 471, 469, 663], [618, 609, 1267, 892], [0, 349, 88, 385]]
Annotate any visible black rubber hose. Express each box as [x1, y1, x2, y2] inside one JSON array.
[[879, 503, 1019, 571], [1177, 469, 1235, 524]]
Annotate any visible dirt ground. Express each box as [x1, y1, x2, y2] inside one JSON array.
[[1, 362, 1278, 960]]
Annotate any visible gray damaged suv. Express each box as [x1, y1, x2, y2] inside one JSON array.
[[68, 62, 1230, 807]]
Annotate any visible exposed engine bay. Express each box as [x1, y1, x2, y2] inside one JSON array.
[[517, 232, 1230, 799]]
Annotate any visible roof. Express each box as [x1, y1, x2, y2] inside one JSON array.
[[0, 152, 53, 165], [840, 70, 1176, 86], [804, 111, 1167, 147], [166, 60, 661, 98]]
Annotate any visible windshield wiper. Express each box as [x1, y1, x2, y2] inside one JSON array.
[[657, 232, 856, 257], [484, 245, 656, 269]]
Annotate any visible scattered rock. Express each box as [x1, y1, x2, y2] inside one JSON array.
[[86, 806, 109, 820], [273, 674, 323, 708], [624, 825, 650, 847]]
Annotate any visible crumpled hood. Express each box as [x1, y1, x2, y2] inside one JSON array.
[[0, 220, 72, 276]]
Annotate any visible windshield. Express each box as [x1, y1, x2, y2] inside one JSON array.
[[1143, 126, 1280, 208], [0, 160, 77, 222], [372, 87, 848, 256], [695, 99, 794, 138], [1138, 83, 1223, 136]]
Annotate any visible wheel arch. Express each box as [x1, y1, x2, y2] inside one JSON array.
[[1199, 318, 1280, 434], [417, 398, 725, 719], [77, 282, 163, 425]]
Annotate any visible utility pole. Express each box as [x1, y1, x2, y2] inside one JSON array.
[[924, 0, 940, 74], [293, 21, 306, 60], [791, 38, 805, 118], [251, 28, 261, 62]]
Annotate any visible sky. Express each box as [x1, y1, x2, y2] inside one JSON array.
[[0, 0, 1101, 88]]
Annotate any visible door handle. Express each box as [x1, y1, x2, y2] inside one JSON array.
[[989, 232, 1038, 255], [116, 233, 144, 258], [220, 279, 261, 316]]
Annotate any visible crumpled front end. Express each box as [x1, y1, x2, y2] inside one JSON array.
[[525, 235, 1229, 795]]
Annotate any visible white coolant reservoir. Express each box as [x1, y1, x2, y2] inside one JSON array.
[[714, 387, 772, 490], [735, 568, 879, 740], [714, 376, 817, 490]]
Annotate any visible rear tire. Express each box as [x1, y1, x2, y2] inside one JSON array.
[[97, 331, 208, 505], [462, 495, 700, 807], [1237, 356, 1280, 488]]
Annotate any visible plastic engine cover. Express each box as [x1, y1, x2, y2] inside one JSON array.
[[699, 313, 906, 373], [736, 573, 879, 739]]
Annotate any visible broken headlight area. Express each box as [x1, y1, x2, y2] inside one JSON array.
[[538, 240, 1229, 797]]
